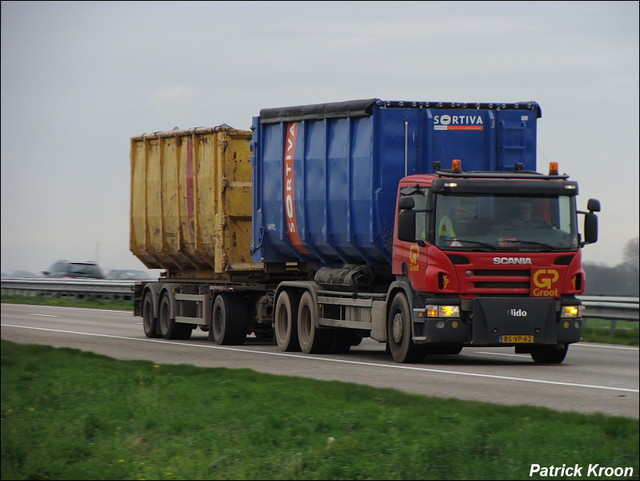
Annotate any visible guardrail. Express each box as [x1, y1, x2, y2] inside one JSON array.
[[1, 278, 137, 300], [1, 278, 638, 321], [578, 296, 639, 321]]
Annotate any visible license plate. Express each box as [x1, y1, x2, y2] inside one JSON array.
[[500, 335, 534, 343]]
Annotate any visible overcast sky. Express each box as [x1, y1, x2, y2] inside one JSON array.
[[1, 1, 638, 276]]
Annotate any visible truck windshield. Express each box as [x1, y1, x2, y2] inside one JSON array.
[[433, 193, 578, 251]]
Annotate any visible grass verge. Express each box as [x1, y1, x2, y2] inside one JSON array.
[[582, 318, 639, 346], [1, 340, 638, 480]]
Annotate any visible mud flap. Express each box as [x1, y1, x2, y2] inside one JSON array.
[[472, 297, 557, 345]]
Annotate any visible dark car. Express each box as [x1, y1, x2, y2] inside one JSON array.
[[42, 260, 105, 279], [105, 269, 154, 280]]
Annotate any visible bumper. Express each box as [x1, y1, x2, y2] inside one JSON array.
[[412, 297, 583, 346]]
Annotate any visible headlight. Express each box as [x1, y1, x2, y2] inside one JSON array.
[[426, 305, 460, 317], [561, 305, 583, 318]]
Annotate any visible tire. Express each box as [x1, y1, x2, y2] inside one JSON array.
[[530, 344, 568, 364], [142, 291, 160, 338], [387, 293, 424, 363], [157, 291, 193, 340], [210, 294, 247, 345], [297, 291, 332, 354], [274, 290, 301, 352], [158, 292, 174, 339]]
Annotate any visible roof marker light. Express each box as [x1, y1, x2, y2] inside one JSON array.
[[549, 162, 559, 175]]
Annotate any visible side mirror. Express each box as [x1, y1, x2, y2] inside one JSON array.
[[584, 212, 598, 244], [398, 196, 415, 210], [398, 196, 417, 242], [587, 198, 601, 213], [398, 210, 416, 242]]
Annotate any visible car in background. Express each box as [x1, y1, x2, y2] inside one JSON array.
[[105, 269, 154, 280], [42, 260, 105, 279]]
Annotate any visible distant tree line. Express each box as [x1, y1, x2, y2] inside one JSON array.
[[583, 237, 639, 296]]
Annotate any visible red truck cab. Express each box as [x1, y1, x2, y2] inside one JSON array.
[[391, 161, 600, 363]]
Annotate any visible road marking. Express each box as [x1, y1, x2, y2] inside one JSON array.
[[32, 313, 59, 318], [475, 351, 530, 358], [574, 342, 639, 351], [2, 323, 638, 394]]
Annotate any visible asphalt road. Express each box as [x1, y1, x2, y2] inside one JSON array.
[[2, 303, 638, 419]]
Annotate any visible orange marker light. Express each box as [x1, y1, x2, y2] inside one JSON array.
[[549, 162, 559, 175], [451, 159, 462, 173]]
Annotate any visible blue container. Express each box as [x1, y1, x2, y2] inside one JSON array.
[[250, 99, 541, 268]]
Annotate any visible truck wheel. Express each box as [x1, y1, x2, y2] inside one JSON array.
[[297, 291, 332, 354], [530, 344, 568, 364], [387, 293, 424, 363], [158, 292, 175, 339], [210, 294, 247, 345], [274, 290, 301, 352], [157, 292, 193, 340], [142, 291, 160, 338]]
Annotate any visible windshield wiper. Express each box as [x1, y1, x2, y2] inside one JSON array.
[[515, 240, 557, 250], [441, 238, 497, 250]]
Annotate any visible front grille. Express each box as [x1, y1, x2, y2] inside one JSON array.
[[473, 269, 529, 277], [470, 269, 529, 290], [474, 281, 529, 289]]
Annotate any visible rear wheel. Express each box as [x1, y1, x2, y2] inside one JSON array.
[[530, 344, 568, 364], [297, 291, 332, 354], [158, 293, 174, 339], [210, 294, 247, 345], [142, 291, 160, 338], [274, 290, 301, 351], [158, 292, 193, 340], [387, 293, 424, 363]]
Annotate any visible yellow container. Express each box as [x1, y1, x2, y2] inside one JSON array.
[[130, 126, 259, 277]]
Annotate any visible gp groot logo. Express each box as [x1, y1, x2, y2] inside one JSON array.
[[531, 269, 560, 297], [409, 245, 420, 272]]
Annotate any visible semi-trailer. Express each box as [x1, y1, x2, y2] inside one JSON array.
[[131, 99, 600, 363]]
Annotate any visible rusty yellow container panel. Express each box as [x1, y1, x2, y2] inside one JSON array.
[[130, 126, 259, 276]]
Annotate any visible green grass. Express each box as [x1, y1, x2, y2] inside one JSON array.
[[1, 340, 638, 481], [2, 294, 638, 346], [582, 318, 639, 346]]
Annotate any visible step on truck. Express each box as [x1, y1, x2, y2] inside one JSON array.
[[131, 99, 600, 363]]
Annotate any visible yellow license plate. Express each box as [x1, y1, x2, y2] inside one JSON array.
[[500, 335, 534, 343]]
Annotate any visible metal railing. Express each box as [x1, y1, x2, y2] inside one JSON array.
[[1, 277, 136, 300], [1, 278, 638, 321], [578, 296, 639, 321]]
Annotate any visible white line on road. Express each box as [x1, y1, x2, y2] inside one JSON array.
[[475, 351, 530, 358], [2, 323, 638, 394]]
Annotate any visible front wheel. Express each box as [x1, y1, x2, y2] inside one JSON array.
[[387, 293, 424, 363], [530, 344, 568, 364]]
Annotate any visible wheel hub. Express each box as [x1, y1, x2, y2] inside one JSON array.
[[392, 312, 403, 343]]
